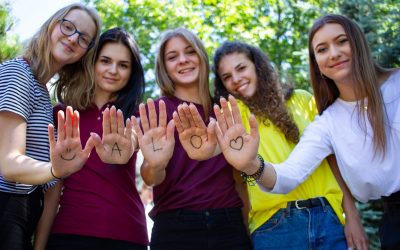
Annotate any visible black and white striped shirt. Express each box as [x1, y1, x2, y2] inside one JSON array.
[[0, 57, 53, 194]]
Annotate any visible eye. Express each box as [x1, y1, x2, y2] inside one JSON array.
[[80, 35, 91, 45], [120, 63, 130, 69], [338, 38, 348, 45], [167, 55, 177, 61], [222, 75, 231, 81], [316, 47, 327, 54], [238, 66, 246, 71], [100, 58, 111, 64]]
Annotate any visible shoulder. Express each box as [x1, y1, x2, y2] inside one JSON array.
[[0, 58, 33, 80], [286, 89, 316, 115], [381, 69, 400, 104]]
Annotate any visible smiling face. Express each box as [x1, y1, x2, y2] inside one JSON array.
[[164, 36, 200, 90], [218, 52, 258, 99], [94, 42, 132, 99], [312, 23, 353, 86], [50, 9, 96, 69]]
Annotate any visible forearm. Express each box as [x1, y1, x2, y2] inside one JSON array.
[[1, 153, 55, 184], [240, 157, 277, 191], [140, 160, 166, 186], [34, 182, 62, 250]]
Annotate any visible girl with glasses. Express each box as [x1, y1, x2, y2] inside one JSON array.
[[0, 3, 101, 249]]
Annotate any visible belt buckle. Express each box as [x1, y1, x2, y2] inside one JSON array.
[[295, 199, 306, 209]]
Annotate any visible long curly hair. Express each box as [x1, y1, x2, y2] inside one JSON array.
[[213, 41, 299, 143]]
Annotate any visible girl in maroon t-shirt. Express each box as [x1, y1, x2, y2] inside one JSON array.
[[132, 28, 251, 250]]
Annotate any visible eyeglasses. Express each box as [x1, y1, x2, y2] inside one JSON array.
[[59, 19, 94, 49]]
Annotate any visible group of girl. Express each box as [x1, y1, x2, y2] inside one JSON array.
[[0, 3, 398, 250]]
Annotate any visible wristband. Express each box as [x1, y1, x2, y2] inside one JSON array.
[[240, 154, 265, 186], [50, 166, 62, 180]]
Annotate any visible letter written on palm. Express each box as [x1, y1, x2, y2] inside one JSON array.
[[132, 99, 175, 168], [49, 106, 95, 178], [214, 96, 260, 171], [91, 106, 136, 164], [173, 103, 217, 160]]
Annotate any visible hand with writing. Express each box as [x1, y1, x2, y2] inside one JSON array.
[[173, 103, 218, 160], [49, 106, 95, 179], [214, 96, 260, 171], [132, 99, 175, 169], [91, 106, 136, 164]]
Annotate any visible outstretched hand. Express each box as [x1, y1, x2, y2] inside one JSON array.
[[90, 106, 136, 164], [173, 103, 217, 160], [214, 96, 260, 173], [49, 106, 95, 179], [132, 99, 175, 169]]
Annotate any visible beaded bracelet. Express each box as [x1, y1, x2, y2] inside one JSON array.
[[240, 154, 265, 186], [50, 166, 62, 180]]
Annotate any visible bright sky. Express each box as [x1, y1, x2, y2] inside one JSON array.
[[9, 0, 80, 41]]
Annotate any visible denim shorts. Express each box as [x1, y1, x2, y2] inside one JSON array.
[[252, 197, 346, 250], [150, 207, 251, 250]]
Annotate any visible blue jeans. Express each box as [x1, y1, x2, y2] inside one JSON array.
[[252, 198, 346, 250]]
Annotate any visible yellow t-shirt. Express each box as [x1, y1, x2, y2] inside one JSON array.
[[237, 89, 344, 233]]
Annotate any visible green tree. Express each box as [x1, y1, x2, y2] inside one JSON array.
[[0, 1, 22, 62]]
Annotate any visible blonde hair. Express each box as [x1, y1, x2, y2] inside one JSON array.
[[308, 14, 388, 154], [155, 28, 211, 118], [24, 3, 102, 109]]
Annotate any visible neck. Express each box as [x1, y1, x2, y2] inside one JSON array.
[[335, 81, 357, 101], [94, 89, 113, 109], [174, 84, 202, 104]]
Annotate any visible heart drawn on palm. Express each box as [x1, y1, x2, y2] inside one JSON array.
[[229, 136, 243, 151]]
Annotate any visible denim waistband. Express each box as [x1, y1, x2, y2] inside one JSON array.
[[287, 197, 329, 210]]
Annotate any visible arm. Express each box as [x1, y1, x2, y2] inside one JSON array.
[[33, 182, 63, 250], [0, 107, 95, 184], [214, 95, 331, 193], [327, 155, 369, 250], [133, 99, 175, 186], [173, 103, 219, 161]]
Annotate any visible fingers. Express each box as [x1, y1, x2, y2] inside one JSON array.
[[110, 106, 118, 134], [138, 103, 149, 132], [65, 106, 73, 138], [103, 108, 111, 135], [72, 110, 80, 138], [158, 100, 167, 128], [177, 104, 190, 129], [83, 133, 96, 157], [207, 118, 217, 145], [147, 99, 157, 129], [220, 97, 234, 128], [89, 132, 102, 149], [249, 114, 259, 139], [116, 109, 125, 135], [182, 103, 195, 128], [213, 104, 227, 134], [228, 95, 243, 125], [125, 117, 133, 139], [57, 110, 66, 141], [131, 116, 143, 140], [189, 103, 206, 129], [173, 111, 184, 133], [166, 119, 175, 143]]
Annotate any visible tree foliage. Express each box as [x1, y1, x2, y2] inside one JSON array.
[[0, 1, 22, 62]]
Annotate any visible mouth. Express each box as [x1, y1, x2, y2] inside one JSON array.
[[103, 77, 118, 83], [235, 83, 249, 93], [330, 59, 349, 68], [178, 67, 195, 74], [61, 41, 74, 53]]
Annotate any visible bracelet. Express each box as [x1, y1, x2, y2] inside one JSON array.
[[50, 166, 62, 180], [240, 154, 265, 186]]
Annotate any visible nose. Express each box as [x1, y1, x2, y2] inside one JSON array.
[[178, 54, 188, 64], [109, 63, 117, 74], [67, 32, 79, 45], [232, 73, 241, 84], [329, 45, 341, 60]]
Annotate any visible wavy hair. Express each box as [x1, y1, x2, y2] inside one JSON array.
[[155, 27, 211, 118], [308, 14, 388, 154], [213, 41, 299, 143], [24, 3, 101, 109], [92, 27, 145, 118]]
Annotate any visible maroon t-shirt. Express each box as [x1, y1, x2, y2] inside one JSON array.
[[149, 96, 243, 218], [51, 103, 148, 245]]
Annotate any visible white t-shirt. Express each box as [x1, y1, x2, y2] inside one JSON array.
[[271, 70, 400, 202]]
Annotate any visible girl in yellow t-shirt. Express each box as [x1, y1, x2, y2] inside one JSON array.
[[212, 41, 368, 250]]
